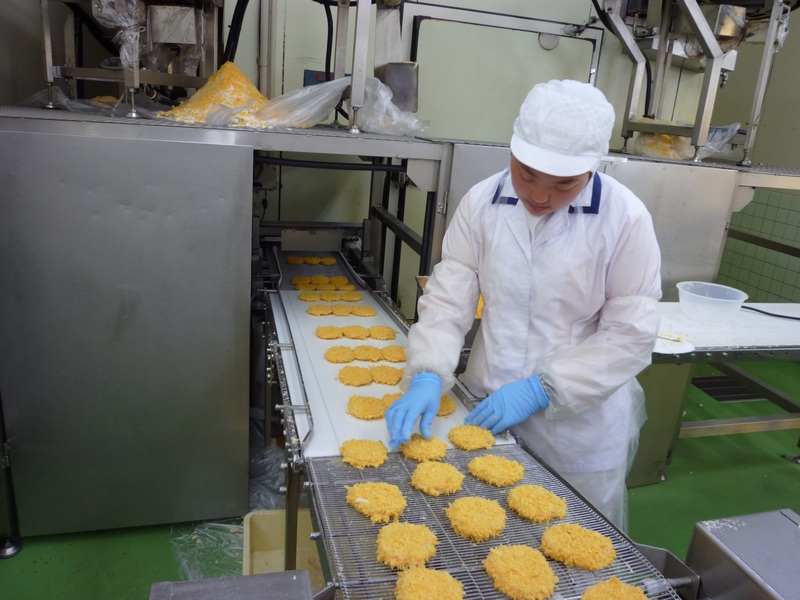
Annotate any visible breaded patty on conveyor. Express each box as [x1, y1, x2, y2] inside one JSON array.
[[376, 521, 438, 570], [298, 291, 321, 302], [351, 305, 377, 317], [339, 439, 387, 469], [581, 577, 647, 599], [319, 291, 342, 302], [484, 545, 558, 600], [338, 366, 372, 386], [368, 325, 397, 340], [380, 345, 406, 363], [353, 345, 383, 362], [316, 325, 343, 339], [411, 462, 464, 496], [330, 304, 353, 316], [346, 481, 406, 524], [437, 395, 456, 416], [507, 485, 567, 524], [342, 325, 369, 339], [324, 346, 356, 363], [446, 497, 506, 542], [306, 304, 332, 316], [400, 434, 447, 462], [394, 568, 464, 600], [370, 365, 403, 385], [340, 291, 363, 302], [347, 395, 391, 420], [448, 425, 494, 451], [540, 523, 616, 571], [468, 455, 524, 487]]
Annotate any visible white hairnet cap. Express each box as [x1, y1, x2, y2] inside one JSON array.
[[510, 79, 616, 177]]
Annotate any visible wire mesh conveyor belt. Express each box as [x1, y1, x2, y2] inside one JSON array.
[[307, 444, 682, 600]]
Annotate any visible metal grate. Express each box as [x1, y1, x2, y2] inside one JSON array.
[[307, 445, 682, 599]]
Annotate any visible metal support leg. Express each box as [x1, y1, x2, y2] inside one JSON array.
[[283, 464, 302, 571]]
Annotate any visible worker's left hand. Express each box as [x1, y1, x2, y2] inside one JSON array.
[[465, 375, 550, 434]]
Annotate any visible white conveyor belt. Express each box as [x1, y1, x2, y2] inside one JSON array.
[[655, 302, 800, 354], [271, 258, 513, 459]]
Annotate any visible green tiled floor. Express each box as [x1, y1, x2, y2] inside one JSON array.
[[2, 363, 799, 599]]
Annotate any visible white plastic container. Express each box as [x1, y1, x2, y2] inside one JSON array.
[[676, 281, 748, 325]]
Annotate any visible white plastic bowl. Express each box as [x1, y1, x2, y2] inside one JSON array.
[[676, 281, 748, 325]]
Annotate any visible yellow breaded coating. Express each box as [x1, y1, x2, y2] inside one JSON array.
[[291, 275, 311, 285], [400, 434, 447, 462], [310, 274, 330, 284], [316, 325, 343, 339], [354, 345, 383, 362], [347, 395, 390, 420], [306, 304, 332, 316], [383, 392, 403, 407], [540, 523, 616, 571], [376, 522, 437, 570], [324, 346, 355, 364], [448, 425, 495, 451], [295, 284, 318, 291], [319, 257, 337, 266], [369, 325, 397, 340], [304, 256, 322, 265], [338, 366, 373, 386], [394, 568, 464, 600], [437, 396, 456, 417], [411, 462, 464, 496], [581, 577, 647, 600], [351, 305, 378, 317], [340, 439, 387, 469], [287, 256, 304, 265], [329, 276, 349, 286], [315, 284, 337, 291], [507, 485, 567, 524], [370, 365, 403, 385], [336, 284, 357, 291], [331, 304, 353, 316], [319, 291, 342, 302], [468, 455, 524, 487], [484, 545, 558, 600], [381, 345, 406, 363], [342, 325, 370, 340], [446, 497, 506, 542], [340, 291, 363, 302], [346, 482, 406, 523], [298, 291, 321, 302]]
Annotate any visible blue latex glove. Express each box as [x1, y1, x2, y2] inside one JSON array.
[[385, 373, 443, 448], [465, 375, 550, 435]]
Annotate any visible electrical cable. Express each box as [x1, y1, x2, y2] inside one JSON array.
[[223, 0, 251, 64], [741, 305, 800, 321]]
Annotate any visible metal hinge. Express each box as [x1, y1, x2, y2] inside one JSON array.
[[437, 190, 448, 215]]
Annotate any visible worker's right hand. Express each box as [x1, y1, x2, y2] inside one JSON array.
[[385, 373, 443, 448]]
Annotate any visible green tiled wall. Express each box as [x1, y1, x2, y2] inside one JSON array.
[[717, 188, 800, 302]]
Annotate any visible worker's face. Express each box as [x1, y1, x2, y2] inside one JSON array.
[[510, 155, 591, 216]]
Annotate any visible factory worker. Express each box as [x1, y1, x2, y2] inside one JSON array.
[[385, 79, 662, 530]]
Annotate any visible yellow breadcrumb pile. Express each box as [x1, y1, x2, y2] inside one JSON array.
[[339, 439, 387, 469], [159, 62, 268, 124], [507, 485, 567, 524], [484, 545, 558, 600], [540, 523, 616, 571], [581, 576, 648, 600], [377, 521, 438, 570], [345, 482, 406, 523], [394, 568, 464, 600], [446, 497, 506, 542]]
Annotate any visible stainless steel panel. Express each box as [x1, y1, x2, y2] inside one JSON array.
[[686, 509, 800, 599], [0, 129, 252, 535]]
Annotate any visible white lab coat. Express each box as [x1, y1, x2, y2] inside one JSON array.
[[406, 169, 662, 478]]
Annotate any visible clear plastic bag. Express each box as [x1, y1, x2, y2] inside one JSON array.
[[358, 77, 427, 136], [19, 87, 164, 119], [251, 77, 352, 128], [93, 0, 146, 72]]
